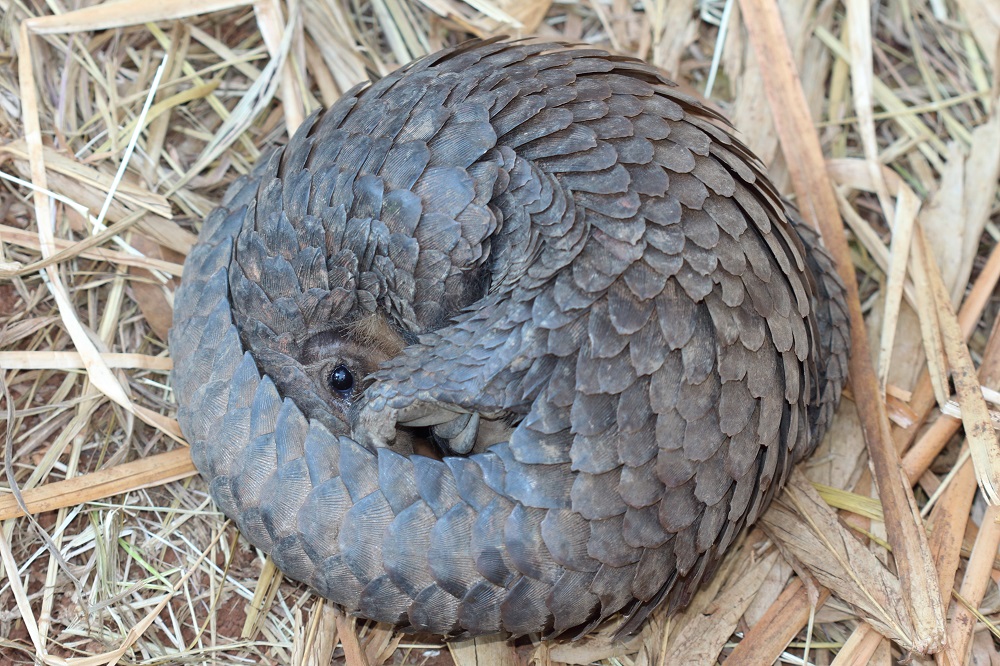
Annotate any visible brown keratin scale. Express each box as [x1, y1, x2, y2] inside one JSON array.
[[169, 37, 849, 639]]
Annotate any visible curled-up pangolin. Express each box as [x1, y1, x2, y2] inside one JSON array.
[[169, 38, 850, 638]]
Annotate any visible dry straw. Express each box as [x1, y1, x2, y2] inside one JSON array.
[[1, 0, 999, 664]]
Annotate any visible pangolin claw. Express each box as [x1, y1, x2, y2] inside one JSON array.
[[431, 411, 480, 455]]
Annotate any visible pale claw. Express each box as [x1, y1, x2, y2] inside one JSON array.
[[394, 404, 481, 456], [429, 411, 472, 439], [432, 412, 480, 455]]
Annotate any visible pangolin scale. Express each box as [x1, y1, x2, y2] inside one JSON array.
[[169, 38, 850, 638]]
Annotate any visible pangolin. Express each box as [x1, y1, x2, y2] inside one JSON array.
[[169, 38, 849, 638]]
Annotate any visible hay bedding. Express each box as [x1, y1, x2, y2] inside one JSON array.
[[0, 0, 998, 664]]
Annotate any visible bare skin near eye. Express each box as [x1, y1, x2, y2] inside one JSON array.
[[301, 313, 513, 458], [299, 314, 405, 412]]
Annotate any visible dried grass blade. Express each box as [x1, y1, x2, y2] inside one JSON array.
[[63, 526, 227, 666], [951, 0, 999, 81], [949, 504, 1000, 662], [662, 551, 779, 663], [831, 187, 916, 309], [893, 224, 1000, 459], [454, 0, 522, 26], [877, 184, 920, 393], [902, 416, 962, 484], [0, 448, 196, 521], [449, 635, 518, 666], [811, 483, 884, 522], [954, 103, 1000, 299], [0, 523, 46, 659], [142, 22, 188, 184], [0, 351, 171, 370], [724, 579, 830, 665], [830, 623, 888, 666], [0, 163, 179, 280], [959, 240, 1000, 340], [126, 235, 181, 339], [815, 26, 947, 164], [174, 7, 294, 191], [893, 228, 1000, 456], [1, 141, 172, 218], [826, 157, 907, 193], [96, 57, 167, 228], [242, 557, 284, 639], [738, 0, 945, 652], [845, 0, 894, 220], [925, 453, 976, 606], [647, 0, 698, 77], [18, 23, 184, 448], [902, 303, 1000, 662], [370, 0, 417, 65], [24, 0, 253, 34], [301, 2, 370, 93], [760, 470, 917, 648], [334, 609, 372, 666], [91, 80, 221, 156], [385, 0, 432, 57], [132, 406, 185, 442], [187, 24, 266, 82], [295, 599, 338, 666], [918, 226, 1000, 504], [0, 223, 184, 276], [546, 625, 642, 664], [827, 159, 924, 310], [909, 220, 951, 407], [364, 626, 402, 666], [0, 214, 146, 279], [254, 0, 306, 134], [18, 21, 132, 410]]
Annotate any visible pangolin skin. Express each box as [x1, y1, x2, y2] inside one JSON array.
[[169, 38, 849, 638]]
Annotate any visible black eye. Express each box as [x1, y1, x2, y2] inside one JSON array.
[[328, 364, 355, 396]]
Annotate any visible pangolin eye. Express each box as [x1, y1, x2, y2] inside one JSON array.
[[328, 364, 355, 396]]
